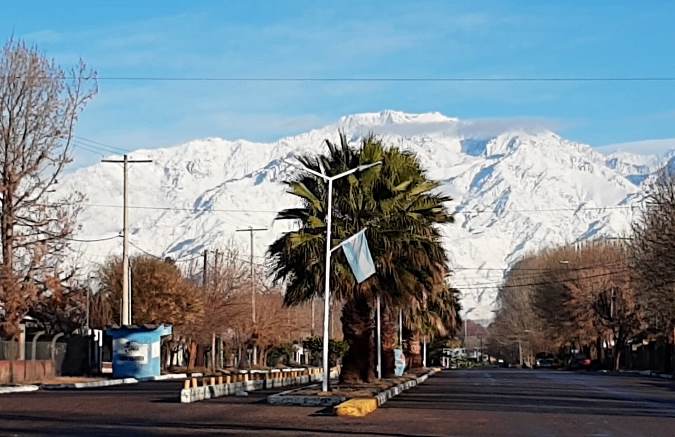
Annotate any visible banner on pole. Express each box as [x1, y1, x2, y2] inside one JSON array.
[[341, 229, 376, 283]]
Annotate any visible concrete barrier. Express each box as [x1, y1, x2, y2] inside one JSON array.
[[180, 367, 336, 404]]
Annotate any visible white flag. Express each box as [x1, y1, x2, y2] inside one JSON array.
[[342, 229, 376, 283]]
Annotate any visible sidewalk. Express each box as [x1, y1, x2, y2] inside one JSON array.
[[597, 369, 673, 380], [0, 385, 40, 394]]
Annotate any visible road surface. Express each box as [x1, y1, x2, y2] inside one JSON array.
[[1, 369, 674, 436]]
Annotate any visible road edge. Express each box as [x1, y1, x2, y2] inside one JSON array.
[[335, 367, 441, 417]]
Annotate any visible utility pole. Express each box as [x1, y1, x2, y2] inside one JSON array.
[[399, 308, 403, 347], [236, 226, 267, 366], [202, 250, 208, 287], [422, 335, 427, 368], [376, 296, 381, 378], [85, 287, 90, 331], [212, 249, 220, 289], [310, 297, 315, 337], [102, 155, 152, 326]]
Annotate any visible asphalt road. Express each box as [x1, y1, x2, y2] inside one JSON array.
[[1, 369, 674, 436]]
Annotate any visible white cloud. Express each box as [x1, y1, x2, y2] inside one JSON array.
[[598, 138, 675, 156], [458, 117, 565, 138]]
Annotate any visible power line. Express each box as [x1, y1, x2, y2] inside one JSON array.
[[41, 200, 635, 215], [128, 240, 165, 260], [72, 141, 107, 157], [75, 136, 130, 154], [9, 75, 675, 82], [454, 205, 638, 215], [75, 203, 279, 214], [64, 234, 121, 243], [451, 268, 630, 290], [451, 260, 625, 272]]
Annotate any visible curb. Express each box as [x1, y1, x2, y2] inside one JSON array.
[[336, 367, 441, 417], [374, 368, 440, 406], [335, 398, 378, 417], [268, 383, 347, 407], [600, 370, 673, 380], [41, 378, 138, 389], [0, 385, 40, 395], [138, 373, 193, 382]]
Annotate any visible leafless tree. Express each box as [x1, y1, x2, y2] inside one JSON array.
[[490, 241, 642, 370], [630, 169, 675, 342], [0, 39, 97, 338]]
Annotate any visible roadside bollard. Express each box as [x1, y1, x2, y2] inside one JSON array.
[[202, 378, 208, 387], [183, 380, 190, 390], [191, 377, 198, 388], [244, 373, 249, 382], [225, 375, 231, 384], [218, 375, 223, 385], [210, 377, 216, 386]]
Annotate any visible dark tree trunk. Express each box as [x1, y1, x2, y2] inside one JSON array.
[[407, 330, 422, 368], [340, 295, 375, 384], [381, 305, 397, 377], [613, 332, 625, 371], [187, 339, 197, 369]]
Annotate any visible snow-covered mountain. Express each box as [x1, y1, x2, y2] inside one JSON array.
[[57, 111, 673, 322], [605, 150, 675, 185]]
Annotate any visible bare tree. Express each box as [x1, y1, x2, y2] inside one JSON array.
[[0, 39, 97, 338], [630, 169, 675, 344], [490, 241, 642, 370], [96, 255, 205, 330]]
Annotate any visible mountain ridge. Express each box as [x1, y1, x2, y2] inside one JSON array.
[[57, 111, 672, 321]]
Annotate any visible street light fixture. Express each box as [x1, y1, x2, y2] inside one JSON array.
[[286, 158, 382, 392]]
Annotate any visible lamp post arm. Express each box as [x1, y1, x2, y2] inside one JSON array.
[[331, 167, 361, 181], [331, 161, 382, 181]]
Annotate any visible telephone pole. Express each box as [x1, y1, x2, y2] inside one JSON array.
[[202, 250, 208, 287], [236, 226, 267, 366], [102, 154, 152, 326]]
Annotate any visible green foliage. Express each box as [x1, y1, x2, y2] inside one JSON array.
[[269, 133, 459, 380], [268, 133, 455, 317], [266, 343, 296, 367], [302, 336, 349, 367]]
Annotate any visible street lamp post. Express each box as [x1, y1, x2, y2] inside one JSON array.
[[290, 159, 382, 392]]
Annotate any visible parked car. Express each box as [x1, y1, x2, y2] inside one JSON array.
[[535, 358, 556, 368], [569, 353, 592, 370]]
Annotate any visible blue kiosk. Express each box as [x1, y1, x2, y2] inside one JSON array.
[[107, 324, 172, 379]]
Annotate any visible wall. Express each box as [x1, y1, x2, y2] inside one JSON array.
[[0, 360, 55, 384]]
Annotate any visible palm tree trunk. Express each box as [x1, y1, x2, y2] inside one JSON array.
[[340, 295, 375, 384], [406, 330, 423, 368], [381, 305, 397, 377]]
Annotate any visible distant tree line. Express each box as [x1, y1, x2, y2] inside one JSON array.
[[489, 168, 675, 372]]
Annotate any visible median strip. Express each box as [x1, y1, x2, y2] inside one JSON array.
[[181, 367, 335, 403], [267, 367, 440, 416]]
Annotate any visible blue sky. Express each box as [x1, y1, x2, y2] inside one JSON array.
[[3, 0, 675, 166]]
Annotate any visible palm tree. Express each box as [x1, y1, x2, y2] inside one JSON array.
[[404, 286, 463, 368], [268, 133, 453, 383]]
